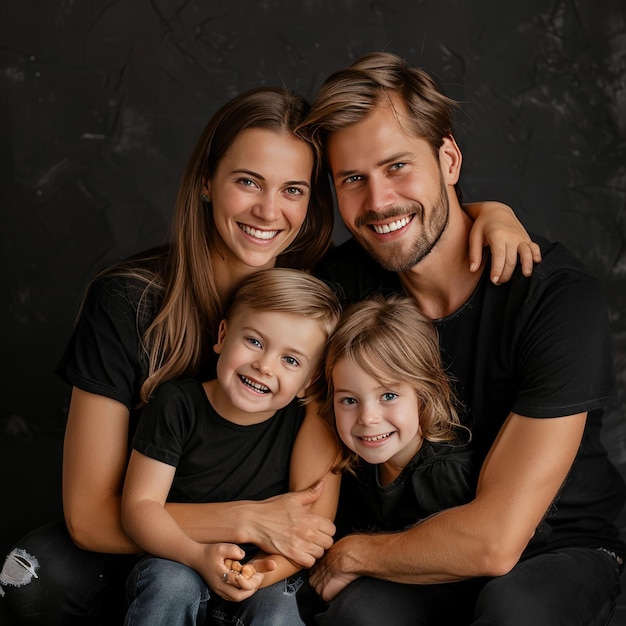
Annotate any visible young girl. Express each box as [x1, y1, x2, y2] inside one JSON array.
[[121, 268, 342, 625], [1, 80, 536, 624], [318, 293, 475, 536]]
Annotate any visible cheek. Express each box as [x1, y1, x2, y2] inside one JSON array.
[[333, 408, 353, 440], [286, 199, 310, 230]]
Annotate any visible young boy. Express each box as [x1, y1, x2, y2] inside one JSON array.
[[121, 268, 342, 626]]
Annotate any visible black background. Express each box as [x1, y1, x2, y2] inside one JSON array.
[[1, 0, 625, 622]]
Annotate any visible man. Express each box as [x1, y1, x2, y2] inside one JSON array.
[[303, 52, 625, 625]]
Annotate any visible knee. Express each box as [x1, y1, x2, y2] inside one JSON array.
[[132, 558, 208, 605], [1, 545, 46, 620]]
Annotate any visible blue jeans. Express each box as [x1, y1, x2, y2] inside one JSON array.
[[0, 521, 139, 625], [125, 555, 307, 626], [315, 546, 623, 626]]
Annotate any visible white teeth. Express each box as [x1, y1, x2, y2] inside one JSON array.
[[372, 216, 411, 234], [360, 433, 392, 442], [240, 375, 270, 393], [240, 224, 279, 240]]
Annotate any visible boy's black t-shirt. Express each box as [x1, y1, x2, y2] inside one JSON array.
[[131, 377, 305, 504]]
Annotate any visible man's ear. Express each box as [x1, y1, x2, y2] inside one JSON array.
[[214, 319, 227, 354], [439, 135, 462, 185]]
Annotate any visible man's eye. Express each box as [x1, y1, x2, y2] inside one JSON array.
[[390, 162, 406, 172], [345, 175, 362, 184]]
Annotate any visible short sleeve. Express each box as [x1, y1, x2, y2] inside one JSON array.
[[56, 272, 154, 410]]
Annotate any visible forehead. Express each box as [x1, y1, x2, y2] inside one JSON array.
[[325, 97, 424, 173], [220, 127, 314, 178], [230, 307, 327, 348]]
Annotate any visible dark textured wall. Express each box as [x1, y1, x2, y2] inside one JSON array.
[[1, 0, 625, 599]]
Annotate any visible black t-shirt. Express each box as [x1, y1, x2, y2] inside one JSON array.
[[316, 235, 625, 557], [56, 252, 218, 442], [132, 378, 305, 504], [338, 440, 476, 536]]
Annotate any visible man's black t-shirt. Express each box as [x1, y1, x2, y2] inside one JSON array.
[[316, 235, 625, 557]]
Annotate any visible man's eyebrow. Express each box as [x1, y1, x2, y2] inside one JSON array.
[[334, 152, 414, 179]]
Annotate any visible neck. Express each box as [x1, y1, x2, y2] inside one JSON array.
[[399, 204, 484, 320]]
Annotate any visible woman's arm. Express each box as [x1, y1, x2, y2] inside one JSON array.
[[63, 388, 139, 553], [63, 387, 336, 567], [464, 201, 542, 284]]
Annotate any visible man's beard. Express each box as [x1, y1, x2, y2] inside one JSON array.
[[355, 174, 450, 272]]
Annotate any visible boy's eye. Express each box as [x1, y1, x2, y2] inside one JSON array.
[[282, 355, 301, 367], [245, 337, 262, 348], [382, 392, 398, 401]]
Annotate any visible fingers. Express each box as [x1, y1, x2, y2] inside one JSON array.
[[489, 243, 515, 285], [468, 222, 486, 273], [296, 479, 324, 507], [490, 242, 541, 284]]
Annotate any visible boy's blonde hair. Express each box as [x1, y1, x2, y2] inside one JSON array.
[[226, 268, 341, 339], [320, 294, 464, 472]]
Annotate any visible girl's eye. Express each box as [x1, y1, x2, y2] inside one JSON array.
[[338, 397, 357, 406], [282, 355, 301, 367], [245, 337, 262, 349], [382, 392, 398, 401]]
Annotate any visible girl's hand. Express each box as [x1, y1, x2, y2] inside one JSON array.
[[466, 202, 542, 284]]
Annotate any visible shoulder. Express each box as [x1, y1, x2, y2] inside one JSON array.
[[84, 248, 168, 318], [150, 377, 205, 403], [314, 238, 402, 305]]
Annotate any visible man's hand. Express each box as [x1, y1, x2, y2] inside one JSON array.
[[309, 535, 361, 601], [248, 481, 336, 568]]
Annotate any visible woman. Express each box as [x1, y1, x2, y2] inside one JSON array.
[[0, 85, 538, 625]]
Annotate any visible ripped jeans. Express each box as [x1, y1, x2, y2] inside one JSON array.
[[0, 521, 139, 625], [125, 555, 307, 626]]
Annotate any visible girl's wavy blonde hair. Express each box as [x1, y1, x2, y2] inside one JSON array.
[[318, 294, 466, 472]]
